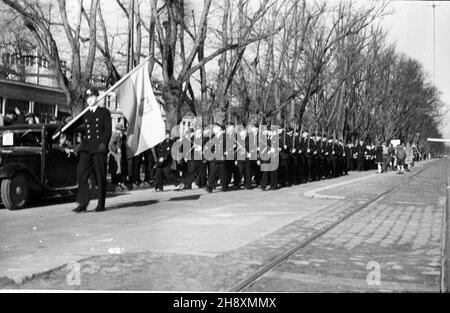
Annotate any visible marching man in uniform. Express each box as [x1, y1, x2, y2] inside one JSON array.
[[73, 92, 112, 213]]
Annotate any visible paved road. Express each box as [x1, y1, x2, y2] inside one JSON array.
[[0, 159, 447, 291], [246, 160, 447, 292]]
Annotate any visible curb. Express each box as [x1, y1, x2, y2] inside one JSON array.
[[303, 161, 433, 200], [303, 173, 378, 200]]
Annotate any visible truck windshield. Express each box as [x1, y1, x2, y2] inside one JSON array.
[[0, 130, 42, 147]]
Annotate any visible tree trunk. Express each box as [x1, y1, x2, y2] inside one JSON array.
[[69, 87, 85, 116], [163, 80, 182, 129], [134, 3, 142, 66]]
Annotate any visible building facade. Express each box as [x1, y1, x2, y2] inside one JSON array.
[[0, 79, 71, 123], [1, 53, 69, 88], [0, 53, 167, 130]]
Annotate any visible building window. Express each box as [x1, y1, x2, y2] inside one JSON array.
[[24, 56, 31, 66], [34, 102, 56, 123], [106, 95, 113, 109], [2, 53, 11, 64], [39, 58, 49, 68]]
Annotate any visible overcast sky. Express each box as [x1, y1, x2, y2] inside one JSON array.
[[382, 0, 450, 139]]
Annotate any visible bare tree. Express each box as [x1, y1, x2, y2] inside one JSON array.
[[2, 0, 100, 114], [0, 6, 35, 80]]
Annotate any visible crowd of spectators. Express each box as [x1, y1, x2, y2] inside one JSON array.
[[0, 107, 64, 126]]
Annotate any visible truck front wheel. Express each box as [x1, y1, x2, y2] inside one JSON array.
[[1, 173, 29, 210]]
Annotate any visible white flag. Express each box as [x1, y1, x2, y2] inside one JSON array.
[[116, 60, 166, 157]]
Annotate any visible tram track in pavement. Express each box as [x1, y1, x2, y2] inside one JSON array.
[[228, 160, 444, 292]]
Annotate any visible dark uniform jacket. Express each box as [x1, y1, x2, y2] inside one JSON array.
[[299, 136, 308, 154], [292, 132, 301, 154], [326, 142, 334, 156], [344, 145, 352, 158], [306, 137, 315, 154], [356, 143, 365, 158], [79, 107, 112, 154], [335, 143, 343, 157], [375, 145, 383, 163], [156, 138, 173, 167], [279, 130, 291, 161]]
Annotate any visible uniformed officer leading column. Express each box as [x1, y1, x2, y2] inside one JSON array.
[[73, 94, 112, 213]]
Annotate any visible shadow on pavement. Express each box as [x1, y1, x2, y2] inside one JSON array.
[[106, 199, 159, 211], [169, 195, 202, 201], [0, 191, 127, 211]]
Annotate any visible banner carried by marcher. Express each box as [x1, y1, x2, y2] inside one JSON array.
[[116, 59, 166, 158]]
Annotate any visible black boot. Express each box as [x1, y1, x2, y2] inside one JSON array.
[[73, 205, 87, 213]]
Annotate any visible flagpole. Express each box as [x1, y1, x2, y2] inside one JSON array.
[[53, 57, 151, 139]]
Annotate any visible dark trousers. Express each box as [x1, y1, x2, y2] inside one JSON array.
[[196, 162, 208, 188], [328, 156, 337, 178], [325, 156, 332, 178], [155, 165, 171, 190], [140, 152, 153, 182], [238, 160, 253, 189], [312, 155, 321, 180], [305, 154, 313, 181], [184, 160, 197, 188], [77, 152, 107, 210], [253, 161, 262, 186], [225, 161, 236, 186], [261, 169, 277, 190], [207, 161, 228, 191], [128, 152, 153, 184], [184, 160, 206, 188], [357, 157, 365, 171], [319, 156, 327, 179], [342, 157, 348, 175], [290, 154, 299, 184], [278, 158, 291, 186], [128, 156, 141, 184], [298, 154, 307, 183], [346, 157, 353, 172], [108, 154, 124, 185], [230, 161, 242, 188]]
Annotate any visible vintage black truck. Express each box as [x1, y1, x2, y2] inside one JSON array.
[[0, 124, 79, 210]]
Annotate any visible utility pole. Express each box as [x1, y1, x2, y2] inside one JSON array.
[[393, 0, 449, 99], [431, 1, 438, 100]]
